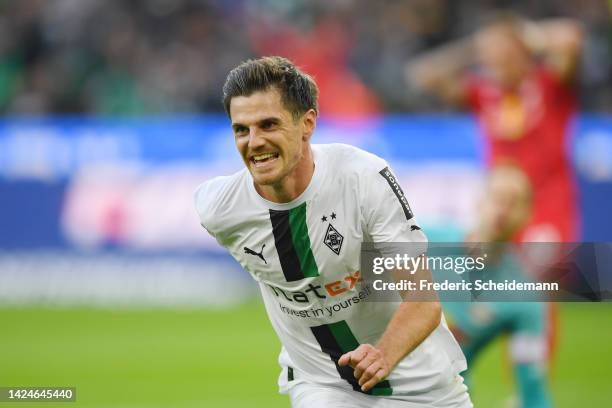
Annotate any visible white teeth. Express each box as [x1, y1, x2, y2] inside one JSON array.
[[253, 153, 277, 161]]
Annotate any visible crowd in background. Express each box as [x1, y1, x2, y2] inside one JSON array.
[[2, 0, 611, 115]]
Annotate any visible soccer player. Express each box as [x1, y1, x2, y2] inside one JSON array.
[[194, 56, 472, 407], [407, 16, 581, 398], [445, 165, 552, 407], [407, 14, 583, 242]]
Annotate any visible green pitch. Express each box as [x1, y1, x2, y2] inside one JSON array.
[[0, 303, 610, 407]]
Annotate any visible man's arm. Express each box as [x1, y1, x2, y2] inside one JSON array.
[[338, 265, 441, 392], [350, 159, 440, 392], [404, 37, 474, 106], [522, 18, 583, 82]]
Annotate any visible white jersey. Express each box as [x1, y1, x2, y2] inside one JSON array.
[[195, 143, 466, 400]]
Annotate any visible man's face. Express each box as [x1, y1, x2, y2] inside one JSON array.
[[475, 25, 532, 87], [229, 87, 314, 186], [480, 168, 531, 240]]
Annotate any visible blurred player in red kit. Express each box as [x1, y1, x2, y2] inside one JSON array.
[[407, 13, 583, 242]]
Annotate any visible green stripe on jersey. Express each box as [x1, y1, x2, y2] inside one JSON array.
[[288, 203, 319, 278], [328, 320, 360, 353], [321, 320, 394, 396]]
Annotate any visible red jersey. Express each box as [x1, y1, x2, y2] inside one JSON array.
[[467, 66, 579, 241]]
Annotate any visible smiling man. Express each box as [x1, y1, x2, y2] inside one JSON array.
[[194, 56, 471, 407]]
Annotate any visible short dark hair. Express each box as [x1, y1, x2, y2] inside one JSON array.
[[222, 56, 319, 119]]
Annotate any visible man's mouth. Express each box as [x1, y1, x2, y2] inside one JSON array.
[[250, 152, 280, 167]]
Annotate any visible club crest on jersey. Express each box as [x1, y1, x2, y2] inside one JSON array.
[[323, 223, 343, 255]]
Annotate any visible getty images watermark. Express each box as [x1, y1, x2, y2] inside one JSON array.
[[360, 242, 612, 302]]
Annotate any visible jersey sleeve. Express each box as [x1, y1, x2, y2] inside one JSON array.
[[537, 65, 577, 111], [361, 161, 427, 257], [193, 178, 224, 240]]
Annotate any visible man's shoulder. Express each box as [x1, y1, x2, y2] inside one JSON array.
[[194, 169, 248, 234], [314, 143, 388, 176]]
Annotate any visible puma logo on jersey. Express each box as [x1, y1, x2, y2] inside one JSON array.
[[244, 244, 267, 264]]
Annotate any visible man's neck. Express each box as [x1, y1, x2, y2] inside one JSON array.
[[255, 146, 315, 204]]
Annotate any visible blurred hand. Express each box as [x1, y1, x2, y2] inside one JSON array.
[[338, 344, 391, 392]]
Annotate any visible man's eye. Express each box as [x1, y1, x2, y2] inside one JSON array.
[[261, 121, 276, 130], [235, 127, 248, 136]]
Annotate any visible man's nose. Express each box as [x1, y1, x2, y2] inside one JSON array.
[[247, 128, 266, 150]]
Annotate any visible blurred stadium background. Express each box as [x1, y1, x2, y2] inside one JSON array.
[[1, 1, 611, 407]]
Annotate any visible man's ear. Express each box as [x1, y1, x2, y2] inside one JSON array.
[[302, 109, 317, 141]]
